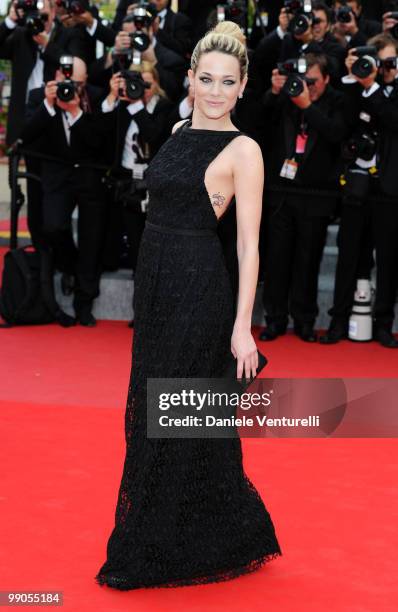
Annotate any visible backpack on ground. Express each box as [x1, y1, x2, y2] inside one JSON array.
[[0, 246, 59, 326]]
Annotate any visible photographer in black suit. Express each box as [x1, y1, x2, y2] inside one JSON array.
[[0, 0, 88, 249], [113, 0, 192, 57], [20, 56, 108, 327], [252, 2, 341, 93], [259, 53, 346, 342], [88, 11, 186, 101], [321, 33, 398, 347], [332, 1, 382, 42], [101, 60, 179, 272]]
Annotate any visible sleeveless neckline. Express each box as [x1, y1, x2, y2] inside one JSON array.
[[183, 119, 241, 135]]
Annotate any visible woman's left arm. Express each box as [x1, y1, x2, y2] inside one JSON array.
[[231, 136, 264, 381]]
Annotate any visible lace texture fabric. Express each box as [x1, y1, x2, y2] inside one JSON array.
[[95, 120, 282, 590]]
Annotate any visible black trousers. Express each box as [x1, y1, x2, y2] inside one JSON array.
[[328, 199, 374, 323], [23, 155, 46, 249], [123, 207, 146, 272], [262, 192, 331, 327], [101, 169, 147, 273], [42, 169, 107, 312], [372, 197, 398, 329]]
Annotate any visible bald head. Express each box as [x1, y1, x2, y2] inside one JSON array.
[[72, 57, 88, 84]]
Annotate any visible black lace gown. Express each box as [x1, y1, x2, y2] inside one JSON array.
[[95, 118, 282, 590]]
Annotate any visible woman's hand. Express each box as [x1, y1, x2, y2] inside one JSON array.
[[231, 325, 258, 381]]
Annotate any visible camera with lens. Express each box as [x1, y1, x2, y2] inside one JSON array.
[[132, 1, 157, 26], [284, 0, 313, 36], [336, 5, 354, 23], [121, 2, 157, 53], [111, 50, 151, 101], [277, 57, 314, 97], [380, 56, 398, 71], [351, 46, 379, 79], [216, 1, 247, 25], [341, 130, 379, 202], [121, 70, 151, 100], [56, 55, 76, 102], [342, 132, 378, 163], [15, 0, 48, 35]]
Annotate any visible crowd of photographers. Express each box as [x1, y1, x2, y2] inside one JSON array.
[[1, 0, 398, 347]]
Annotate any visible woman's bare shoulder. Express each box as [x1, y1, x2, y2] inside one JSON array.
[[232, 133, 262, 154], [172, 119, 190, 134], [231, 134, 263, 167]]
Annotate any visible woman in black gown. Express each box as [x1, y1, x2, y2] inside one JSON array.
[[95, 20, 282, 590]]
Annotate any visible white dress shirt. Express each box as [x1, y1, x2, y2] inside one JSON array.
[[44, 99, 83, 145]]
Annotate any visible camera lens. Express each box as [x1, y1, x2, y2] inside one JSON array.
[[284, 75, 304, 97], [352, 56, 375, 79], [57, 80, 76, 102]]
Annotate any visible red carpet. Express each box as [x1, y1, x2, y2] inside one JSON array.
[[0, 322, 397, 611]]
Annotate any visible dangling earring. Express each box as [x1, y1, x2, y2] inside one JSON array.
[[238, 93, 243, 99]]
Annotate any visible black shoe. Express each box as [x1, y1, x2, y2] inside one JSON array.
[[55, 309, 76, 328], [319, 320, 348, 345], [373, 328, 398, 348], [294, 322, 317, 343], [61, 273, 75, 296], [259, 322, 287, 341], [128, 319, 134, 328], [77, 311, 97, 327]]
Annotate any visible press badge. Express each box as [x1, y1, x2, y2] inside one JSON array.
[[280, 159, 298, 180]]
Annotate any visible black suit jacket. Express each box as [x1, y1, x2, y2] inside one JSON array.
[[155, 8, 192, 57], [262, 85, 347, 209], [0, 20, 87, 144], [20, 86, 107, 193], [343, 80, 398, 198]]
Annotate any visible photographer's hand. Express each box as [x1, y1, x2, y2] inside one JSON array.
[[33, 32, 50, 49], [44, 80, 58, 108], [72, 11, 95, 28], [346, 48, 377, 89], [291, 80, 311, 109], [108, 72, 123, 105], [115, 30, 131, 51], [354, 67, 378, 90], [271, 69, 288, 95], [59, 13, 78, 28], [141, 27, 156, 62], [345, 48, 359, 75], [382, 11, 398, 33]]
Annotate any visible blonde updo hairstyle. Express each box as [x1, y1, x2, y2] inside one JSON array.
[[190, 21, 248, 82]]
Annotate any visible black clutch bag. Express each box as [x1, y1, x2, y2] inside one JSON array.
[[221, 348, 268, 393]]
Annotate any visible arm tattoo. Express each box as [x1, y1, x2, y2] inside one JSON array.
[[211, 192, 226, 208]]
